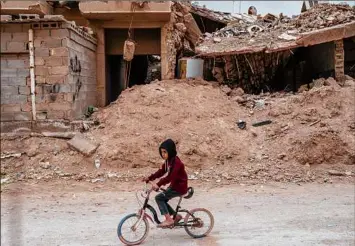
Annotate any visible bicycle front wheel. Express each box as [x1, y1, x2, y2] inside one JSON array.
[[184, 208, 214, 238], [117, 213, 149, 245]]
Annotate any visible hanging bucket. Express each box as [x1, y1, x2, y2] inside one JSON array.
[[123, 39, 135, 61]]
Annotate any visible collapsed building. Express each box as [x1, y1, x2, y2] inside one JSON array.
[[0, 1, 230, 130], [196, 4, 355, 93]]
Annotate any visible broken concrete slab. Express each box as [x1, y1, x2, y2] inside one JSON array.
[[42, 131, 76, 139], [67, 133, 99, 156]]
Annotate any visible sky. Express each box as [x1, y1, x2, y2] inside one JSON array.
[[197, 1, 355, 17]]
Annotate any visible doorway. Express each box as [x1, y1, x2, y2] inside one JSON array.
[[105, 28, 161, 104]]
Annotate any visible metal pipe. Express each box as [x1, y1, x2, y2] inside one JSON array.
[[28, 29, 36, 121]]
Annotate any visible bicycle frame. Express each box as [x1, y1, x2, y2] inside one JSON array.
[[132, 186, 198, 230]]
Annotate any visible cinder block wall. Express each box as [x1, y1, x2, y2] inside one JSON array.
[[0, 21, 97, 122]]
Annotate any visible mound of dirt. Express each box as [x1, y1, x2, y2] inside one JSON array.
[[1, 77, 354, 184]]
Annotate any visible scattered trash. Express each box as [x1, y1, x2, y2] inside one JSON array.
[[188, 175, 198, 180], [252, 120, 272, 127], [254, 99, 265, 109], [40, 162, 51, 169], [94, 159, 101, 169], [1, 178, 10, 184], [328, 170, 345, 176], [216, 179, 221, 183], [237, 120, 247, 129], [91, 178, 105, 183]]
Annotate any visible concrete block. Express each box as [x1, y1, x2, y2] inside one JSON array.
[[1, 86, 18, 95], [46, 75, 64, 84], [4, 24, 22, 33], [0, 113, 14, 121], [18, 86, 31, 95], [7, 41, 26, 51], [1, 40, 7, 52], [35, 29, 50, 38], [3, 77, 27, 86], [35, 57, 45, 66], [47, 110, 65, 119], [20, 103, 32, 112], [67, 133, 99, 156], [1, 33, 12, 42], [36, 112, 48, 120], [1, 104, 21, 112], [1, 95, 27, 104], [35, 66, 48, 76], [7, 59, 27, 68], [48, 66, 68, 75], [1, 59, 7, 68], [51, 29, 69, 38], [12, 32, 28, 42], [17, 68, 30, 77], [44, 39, 62, 48], [44, 56, 63, 66], [14, 112, 32, 121], [50, 47, 68, 57], [35, 76, 46, 84], [35, 48, 50, 57], [1, 68, 17, 77], [48, 102, 72, 111], [57, 84, 72, 93]]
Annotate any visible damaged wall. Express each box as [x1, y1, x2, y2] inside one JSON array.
[[344, 37, 355, 78], [0, 20, 97, 122]]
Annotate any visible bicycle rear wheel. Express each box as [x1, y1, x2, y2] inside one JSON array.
[[184, 208, 214, 238], [117, 213, 149, 245]]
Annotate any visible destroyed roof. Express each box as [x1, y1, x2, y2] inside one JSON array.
[[190, 4, 239, 24], [196, 3, 355, 57]]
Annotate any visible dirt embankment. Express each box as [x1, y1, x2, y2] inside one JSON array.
[[1, 77, 354, 185]]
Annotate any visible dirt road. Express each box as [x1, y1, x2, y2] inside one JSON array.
[[1, 182, 354, 246]]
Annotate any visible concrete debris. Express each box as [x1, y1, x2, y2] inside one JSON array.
[[1, 152, 21, 159], [196, 4, 355, 55], [42, 132, 76, 139], [67, 133, 99, 156], [328, 170, 345, 176]]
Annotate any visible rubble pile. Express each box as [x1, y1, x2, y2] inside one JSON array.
[[196, 3, 355, 55], [190, 4, 239, 24], [1, 77, 354, 185]]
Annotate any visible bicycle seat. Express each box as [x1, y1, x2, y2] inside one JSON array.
[[183, 187, 194, 199]]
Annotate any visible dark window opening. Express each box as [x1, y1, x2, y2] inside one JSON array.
[[344, 37, 355, 78]]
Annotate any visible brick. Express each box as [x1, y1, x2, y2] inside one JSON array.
[[18, 86, 31, 95], [51, 29, 69, 38], [48, 66, 68, 75], [50, 47, 68, 57], [47, 110, 65, 119], [56, 84, 72, 93], [1, 104, 21, 112], [1, 68, 17, 77], [12, 32, 28, 42], [35, 48, 50, 57], [35, 76, 46, 84], [34, 39, 44, 48], [36, 84, 53, 94], [64, 93, 74, 102], [46, 75, 64, 84], [17, 68, 30, 77], [35, 66, 48, 76], [35, 57, 45, 66], [35, 103, 48, 111], [14, 112, 32, 121], [7, 41, 26, 51], [49, 102, 71, 111], [44, 56, 63, 66], [7, 59, 27, 68]]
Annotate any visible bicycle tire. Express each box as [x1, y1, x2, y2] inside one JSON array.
[[117, 213, 150, 245], [184, 208, 214, 238]]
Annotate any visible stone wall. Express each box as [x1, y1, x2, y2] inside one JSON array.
[[0, 20, 97, 122]]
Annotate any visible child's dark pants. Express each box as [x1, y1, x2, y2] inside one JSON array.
[[155, 188, 181, 215]]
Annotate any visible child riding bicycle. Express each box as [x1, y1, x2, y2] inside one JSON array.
[[142, 139, 188, 228]]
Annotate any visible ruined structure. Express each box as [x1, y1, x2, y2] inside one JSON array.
[[196, 4, 355, 93], [1, 1, 222, 129]]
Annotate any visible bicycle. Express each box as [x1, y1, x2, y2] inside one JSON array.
[[117, 182, 214, 245]]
